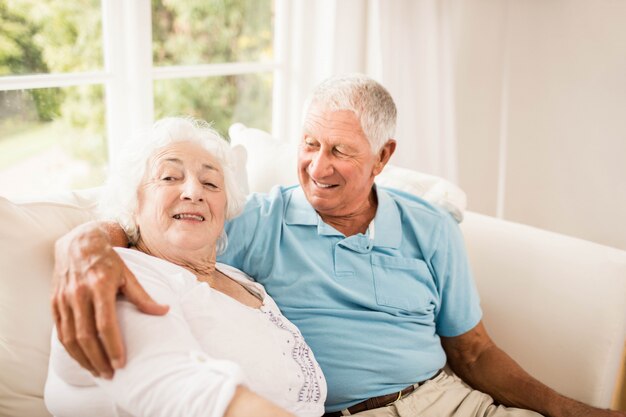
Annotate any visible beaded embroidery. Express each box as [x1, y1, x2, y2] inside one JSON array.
[[264, 309, 323, 402]]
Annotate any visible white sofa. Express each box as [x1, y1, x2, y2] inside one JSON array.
[[1, 124, 625, 417]]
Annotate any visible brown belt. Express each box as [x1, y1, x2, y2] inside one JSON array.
[[322, 370, 441, 417]]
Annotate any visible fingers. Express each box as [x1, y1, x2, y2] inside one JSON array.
[[71, 282, 114, 378], [52, 288, 98, 376], [94, 259, 169, 370], [93, 287, 125, 370], [121, 264, 169, 316]]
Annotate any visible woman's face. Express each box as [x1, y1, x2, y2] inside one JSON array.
[[134, 141, 227, 261]]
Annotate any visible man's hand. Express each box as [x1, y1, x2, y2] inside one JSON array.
[[442, 321, 626, 417], [50, 221, 169, 378]]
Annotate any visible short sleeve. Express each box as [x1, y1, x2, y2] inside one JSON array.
[[431, 213, 482, 337]]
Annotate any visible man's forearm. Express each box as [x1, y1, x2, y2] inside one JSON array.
[[450, 342, 561, 415], [98, 221, 129, 248], [63, 220, 128, 252], [448, 343, 612, 417]]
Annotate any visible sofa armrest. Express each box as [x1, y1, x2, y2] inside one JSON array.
[[0, 191, 98, 417], [460, 211, 626, 408]]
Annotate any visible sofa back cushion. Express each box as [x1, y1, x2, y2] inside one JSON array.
[[0, 191, 97, 417]]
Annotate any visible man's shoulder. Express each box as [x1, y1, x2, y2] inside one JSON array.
[[379, 186, 449, 222], [377, 186, 460, 249], [243, 184, 300, 213], [226, 185, 301, 233]]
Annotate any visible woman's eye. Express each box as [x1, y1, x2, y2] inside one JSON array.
[[203, 182, 217, 189], [162, 176, 175, 181]]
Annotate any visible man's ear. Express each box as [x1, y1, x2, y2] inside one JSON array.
[[373, 139, 396, 176]]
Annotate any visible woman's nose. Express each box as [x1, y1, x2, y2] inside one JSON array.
[[180, 178, 204, 202]]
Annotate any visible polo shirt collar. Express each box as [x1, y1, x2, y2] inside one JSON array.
[[284, 186, 402, 247], [284, 187, 319, 226], [371, 186, 402, 248]]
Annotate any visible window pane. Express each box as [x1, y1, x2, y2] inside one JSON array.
[[0, 0, 102, 76], [154, 73, 273, 138], [152, 0, 274, 66], [0, 85, 107, 199]]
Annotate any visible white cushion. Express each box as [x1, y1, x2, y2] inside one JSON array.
[[0, 190, 98, 417], [229, 123, 299, 193], [228, 123, 467, 221], [229, 144, 250, 196], [376, 165, 466, 222]]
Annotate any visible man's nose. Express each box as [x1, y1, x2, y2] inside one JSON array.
[[180, 178, 204, 201], [308, 151, 333, 178]]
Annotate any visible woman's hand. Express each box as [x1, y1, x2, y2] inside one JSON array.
[[50, 221, 169, 378], [224, 386, 296, 417]]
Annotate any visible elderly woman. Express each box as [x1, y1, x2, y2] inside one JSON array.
[[45, 117, 326, 417]]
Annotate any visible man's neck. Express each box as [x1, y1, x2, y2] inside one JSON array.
[[318, 191, 378, 237]]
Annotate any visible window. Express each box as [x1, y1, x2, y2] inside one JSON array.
[[0, 0, 280, 199]]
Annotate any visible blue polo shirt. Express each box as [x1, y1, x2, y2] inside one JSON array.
[[219, 185, 482, 411]]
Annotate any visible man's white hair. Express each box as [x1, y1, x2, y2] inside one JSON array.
[[98, 117, 246, 248], [302, 73, 397, 152]]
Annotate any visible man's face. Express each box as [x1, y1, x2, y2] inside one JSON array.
[[298, 106, 388, 218]]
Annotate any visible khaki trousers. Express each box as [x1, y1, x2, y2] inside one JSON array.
[[344, 367, 543, 417]]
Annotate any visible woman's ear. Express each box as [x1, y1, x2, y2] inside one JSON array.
[[373, 139, 397, 176]]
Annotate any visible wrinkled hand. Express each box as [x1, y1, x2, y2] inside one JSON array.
[[591, 410, 626, 417], [555, 401, 626, 417], [51, 222, 169, 378], [570, 409, 626, 417]]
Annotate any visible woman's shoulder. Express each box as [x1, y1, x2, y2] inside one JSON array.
[[113, 247, 195, 293]]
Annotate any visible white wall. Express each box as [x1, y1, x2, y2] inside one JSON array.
[[454, 0, 626, 251]]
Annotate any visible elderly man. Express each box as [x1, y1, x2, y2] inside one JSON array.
[[52, 74, 624, 417]]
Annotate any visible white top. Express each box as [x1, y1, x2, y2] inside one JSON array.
[[45, 248, 326, 417]]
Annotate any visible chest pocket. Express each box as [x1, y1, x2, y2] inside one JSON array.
[[371, 254, 436, 313]]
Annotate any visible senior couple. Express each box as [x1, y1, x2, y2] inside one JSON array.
[[47, 74, 624, 417]]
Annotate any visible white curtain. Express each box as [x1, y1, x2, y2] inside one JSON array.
[[280, 0, 460, 182], [278, 0, 368, 147]]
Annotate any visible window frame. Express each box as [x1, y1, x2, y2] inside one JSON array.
[[0, 0, 287, 166]]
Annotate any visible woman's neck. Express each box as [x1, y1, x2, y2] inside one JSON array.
[[134, 239, 218, 280]]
